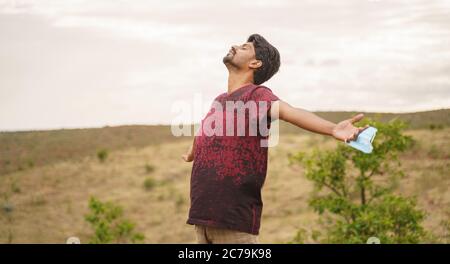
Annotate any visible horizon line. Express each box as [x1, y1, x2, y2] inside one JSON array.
[[1, 107, 448, 133]]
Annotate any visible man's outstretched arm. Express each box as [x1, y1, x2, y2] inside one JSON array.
[[273, 100, 369, 142]]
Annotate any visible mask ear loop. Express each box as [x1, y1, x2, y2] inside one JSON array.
[[370, 130, 376, 143]]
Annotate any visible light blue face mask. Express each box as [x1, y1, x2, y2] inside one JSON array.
[[346, 126, 377, 154]]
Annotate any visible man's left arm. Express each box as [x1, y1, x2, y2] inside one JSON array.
[[271, 100, 369, 142]]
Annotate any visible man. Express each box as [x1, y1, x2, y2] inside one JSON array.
[[182, 33, 368, 244]]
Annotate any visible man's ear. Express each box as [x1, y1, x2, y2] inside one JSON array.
[[249, 59, 262, 70]]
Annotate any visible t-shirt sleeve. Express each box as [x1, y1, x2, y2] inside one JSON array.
[[252, 86, 279, 101], [250, 86, 280, 119]]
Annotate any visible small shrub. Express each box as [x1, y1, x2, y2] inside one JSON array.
[[2, 202, 14, 214], [290, 119, 427, 243], [143, 177, 157, 191], [428, 144, 442, 159], [11, 181, 21, 194], [290, 228, 307, 244], [97, 149, 109, 162], [429, 123, 444, 130], [85, 197, 145, 244]]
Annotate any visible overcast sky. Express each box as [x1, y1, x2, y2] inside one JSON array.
[[1, 0, 449, 131]]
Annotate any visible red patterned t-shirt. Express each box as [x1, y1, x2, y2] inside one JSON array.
[[187, 83, 279, 235]]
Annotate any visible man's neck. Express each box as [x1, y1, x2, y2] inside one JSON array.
[[227, 71, 254, 95]]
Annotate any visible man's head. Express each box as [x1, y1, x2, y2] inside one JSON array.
[[223, 34, 280, 85]]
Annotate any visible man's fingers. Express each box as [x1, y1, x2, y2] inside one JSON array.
[[350, 113, 364, 124], [359, 124, 369, 132], [354, 125, 370, 139], [344, 124, 369, 143], [346, 130, 360, 142], [182, 153, 194, 162], [345, 136, 353, 143]]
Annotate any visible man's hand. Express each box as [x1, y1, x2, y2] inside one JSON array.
[[331, 113, 369, 143], [276, 101, 369, 142], [182, 145, 194, 162]]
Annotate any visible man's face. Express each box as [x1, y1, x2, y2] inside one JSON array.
[[223, 42, 257, 70]]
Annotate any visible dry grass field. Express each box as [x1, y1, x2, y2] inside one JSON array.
[[0, 110, 448, 243]]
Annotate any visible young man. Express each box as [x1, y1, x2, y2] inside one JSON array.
[[182, 34, 368, 244]]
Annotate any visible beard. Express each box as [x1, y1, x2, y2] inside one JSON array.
[[222, 53, 238, 68], [222, 52, 232, 63]]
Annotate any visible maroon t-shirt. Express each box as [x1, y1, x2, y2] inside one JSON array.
[[186, 83, 279, 235]]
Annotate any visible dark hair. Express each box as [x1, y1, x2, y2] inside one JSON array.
[[247, 34, 280, 85]]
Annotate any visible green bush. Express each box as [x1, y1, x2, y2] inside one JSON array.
[[289, 118, 427, 243], [143, 177, 157, 191], [85, 197, 145, 244], [97, 149, 108, 162], [429, 123, 443, 130]]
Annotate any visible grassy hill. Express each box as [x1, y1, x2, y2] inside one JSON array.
[[1, 109, 449, 176], [0, 109, 448, 243], [279, 108, 450, 133], [0, 125, 185, 176]]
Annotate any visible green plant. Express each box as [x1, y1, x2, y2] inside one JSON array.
[[97, 149, 109, 162], [438, 211, 450, 243], [2, 197, 14, 243], [27, 159, 34, 168], [85, 197, 145, 244], [427, 144, 443, 159], [11, 181, 21, 194], [2, 202, 14, 214], [290, 228, 307, 244], [145, 164, 155, 174], [143, 177, 157, 191], [429, 123, 443, 130], [441, 220, 450, 243], [289, 118, 427, 244]]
